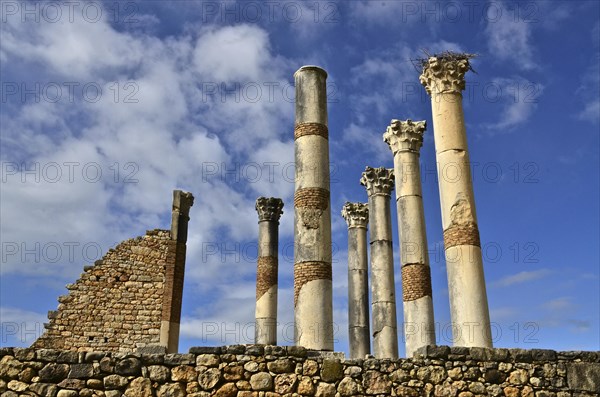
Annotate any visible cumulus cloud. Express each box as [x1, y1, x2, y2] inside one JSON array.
[[0, 9, 295, 286], [0, 6, 312, 353]]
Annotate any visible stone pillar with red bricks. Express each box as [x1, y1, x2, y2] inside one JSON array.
[[361, 166, 399, 359], [342, 202, 370, 359], [160, 189, 194, 353], [255, 197, 284, 345], [293, 65, 334, 350], [419, 54, 493, 347], [383, 119, 436, 357]]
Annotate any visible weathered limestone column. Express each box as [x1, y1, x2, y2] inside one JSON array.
[[341, 202, 370, 359], [383, 119, 436, 357], [360, 167, 398, 359], [161, 189, 194, 353], [420, 55, 492, 347], [293, 65, 334, 350], [254, 197, 284, 345]]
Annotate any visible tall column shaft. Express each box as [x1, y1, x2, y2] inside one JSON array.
[[161, 190, 194, 353], [293, 66, 333, 350], [255, 197, 284, 345], [361, 167, 398, 359], [384, 119, 436, 357], [342, 202, 370, 359], [420, 55, 492, 347]]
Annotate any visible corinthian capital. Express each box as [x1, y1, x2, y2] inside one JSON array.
[[383, 119, 426, 154], [419, 55, 470, 95], [256, 197, 284, 222], [360, 167, 394, 197], [341, 202, 369, 228]]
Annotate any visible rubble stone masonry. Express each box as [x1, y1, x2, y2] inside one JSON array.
[[32, 190, 193, 354], [1, 345, 598, 396], [32, 230, 175, 352]]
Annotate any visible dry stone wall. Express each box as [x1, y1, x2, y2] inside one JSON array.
[[1, 345, 598, 397], [32, 230, 176, 353]]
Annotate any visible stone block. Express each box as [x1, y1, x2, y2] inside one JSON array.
[[189, 346, 222, 355], [567, 362, 600, 393], [320, 359, 344, 382]]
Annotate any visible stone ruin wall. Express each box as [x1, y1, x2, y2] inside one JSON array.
[[31, 190, 193, 354], [32, 229, 178, 353], [1, 345, 599, 396]]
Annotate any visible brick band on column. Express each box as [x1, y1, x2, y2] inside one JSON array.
[[256, 256, 278, 300], [294, 122, 329, 140], [294, 188, 330, 210], [401, 264, 432, 302], [443, 222, 481, 249], [294, 261, 333, 307]]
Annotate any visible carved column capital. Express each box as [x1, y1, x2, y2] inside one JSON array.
[[419, 56, 470, 95], [341, 202, 369, 229], [383, 119, 426, 154], [256, 197, 284, 222], [360, 167, 395, 197]]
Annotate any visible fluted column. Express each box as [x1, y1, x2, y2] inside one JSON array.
[[420, 55, 492, 347], [255, 197, 284, 345], [360, 167, 398, 359], [293, 65, 334, 350], [341, 202, 370, 359], [383, 119, 436, 357]]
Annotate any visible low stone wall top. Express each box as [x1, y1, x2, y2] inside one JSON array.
[[1, 345, 599, 396]]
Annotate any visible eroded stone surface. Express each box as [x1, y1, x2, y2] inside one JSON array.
[[32, 190, 194, 354], [0, 345, 596, 396]]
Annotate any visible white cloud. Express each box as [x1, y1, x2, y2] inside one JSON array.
[[340, 123, 390, 163], [0, 9, 297, 288], [543, 297, 575, 311], [578, 100, 600, 124], [0, 307, 46, 347], [485, 2, 536, 70], [482, 76, 544, 132], [575, 22, 599, 124], [1, 10, 146, 80], [490, 307, 519, 321], [492, 269, 551, 288], [194, 25, 274, 82]]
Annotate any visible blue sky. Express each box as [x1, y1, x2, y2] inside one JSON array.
[[1, 0, 598, 356]]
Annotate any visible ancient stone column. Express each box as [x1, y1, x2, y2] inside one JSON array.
[[360, 167, 398, 359], [419, 55, 492, 347], [255, 197, 284, 345], [341, 202, 370, 359], [293, 65, 333, 350], [383, 119, 436, 357], [161, 189, 194, 353]]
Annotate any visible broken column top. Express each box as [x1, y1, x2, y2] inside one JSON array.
[[419, 52, 474, 95], [294, 65, 328, 78], [360, 167, 395, 197], [294, 65, 328, 126], [255, 197, 284, 222], [171, 190, 194, 242], [341, 202, 369, 228], [383, 119, 427, 154], [173, 190, 194, 214]]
